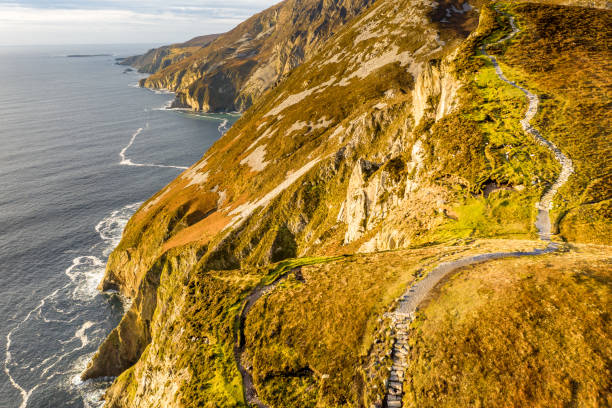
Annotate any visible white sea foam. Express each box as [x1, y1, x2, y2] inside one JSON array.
[[4, 202, 141, 408], [142, 87, 174, 95], [70, 353, 109, 408], [162, 111, 233, 136], [218, 119, 229, 134], [95, 202, 142, 255], [4, 294, 52, 408], [65, 257, 104, 300], [75, 322, 94, 349], [153, 99, 174, 111], [119, 124, 188, 170]]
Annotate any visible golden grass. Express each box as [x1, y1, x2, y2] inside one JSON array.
[[242, 239, 550, 407], [404, 245, 612, 407], [495, 2, 612, 244]]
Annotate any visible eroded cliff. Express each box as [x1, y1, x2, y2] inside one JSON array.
[[86, 0, 611, 406], [137, 0, 376, 112], [117, 34, 220, 74]]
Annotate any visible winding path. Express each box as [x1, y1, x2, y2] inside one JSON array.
[[234, 269, 301, 408], [383, 7, 574, 408]]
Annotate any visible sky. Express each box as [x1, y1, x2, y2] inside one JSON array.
[[0, 0, 280, 46]]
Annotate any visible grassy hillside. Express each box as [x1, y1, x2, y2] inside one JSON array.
[[403, 1, 612, 245], [90, 0, 611, 406], [404, 245, 611, 407], [244, 239, 544, 407], [497, 3, 612, 244]]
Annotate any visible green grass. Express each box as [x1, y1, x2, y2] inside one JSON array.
[[417, 7, 560, 243], [176, 269, 256, 407], [418, 1, 610, 245], [261, 256, 347, 285], [175, 256, 344, 407], [489, 2, 612, 243], [433, 192, 537, 241]]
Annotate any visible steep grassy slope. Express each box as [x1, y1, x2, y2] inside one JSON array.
[[117, 34, 220, 74], [244, 239, 547, 407], [403, 245, 611, 407], [85, 0, 481, 403], [84, 0, 611, 406], [495, 3, 612, 244], [139, 0, 376, 112], [401, 1, 612, 246]]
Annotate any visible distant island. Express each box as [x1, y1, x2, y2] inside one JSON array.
[[66, 54, 112, 58]]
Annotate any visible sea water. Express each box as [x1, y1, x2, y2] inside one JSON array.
[[0, 44, 237, 408]]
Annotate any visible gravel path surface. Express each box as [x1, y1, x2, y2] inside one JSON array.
[[383, 7, 574, 408]]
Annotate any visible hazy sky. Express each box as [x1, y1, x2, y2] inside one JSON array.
[[0, 0, 280, 46]]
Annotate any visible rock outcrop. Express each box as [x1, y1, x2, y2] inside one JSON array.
[[116, 34, 220, 74], [136, 0, 376, 112], [83, 0, 611, 406], [339, 56, 462, 251]]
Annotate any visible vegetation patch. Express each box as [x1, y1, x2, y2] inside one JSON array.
[[491, 3, 612, 243], [420, 1, 610, 244], [177, 268, 259, 407], [242, 239, 549, 407], [404, 246, 612, 407]]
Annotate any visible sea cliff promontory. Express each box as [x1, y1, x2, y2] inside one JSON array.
[[124, 0, 376, 112], [88, 0, 611, 406]]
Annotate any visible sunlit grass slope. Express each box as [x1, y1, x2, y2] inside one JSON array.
[[404, 245, 611, 407]]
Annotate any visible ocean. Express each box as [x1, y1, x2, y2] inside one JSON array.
[[0, 44, 237, 408]]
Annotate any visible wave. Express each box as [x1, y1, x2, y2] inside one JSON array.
[[3, 202, 141, 408], [218, 119, 229, 134], [152, 99, 174, 111], [144, 88, 174, 95], [177, 112, 234, 135], [119, 125, 188, 170]]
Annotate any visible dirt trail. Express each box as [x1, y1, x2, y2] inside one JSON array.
[[234, 269, 300, 408], [383, 7, 574, 408]]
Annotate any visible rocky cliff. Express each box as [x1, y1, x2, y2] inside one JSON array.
[[86, 0, 611, 406], [135, 0, 376, 112], [117, 34, 220, 74]]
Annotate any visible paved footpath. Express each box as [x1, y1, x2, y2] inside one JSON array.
[[383, 6, 574, 408]]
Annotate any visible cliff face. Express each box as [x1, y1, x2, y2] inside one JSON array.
[[117, 34, 220, 74], [86, 0, 480, 403], [86, 0, 611, 406], [138, 0, 376, 112]]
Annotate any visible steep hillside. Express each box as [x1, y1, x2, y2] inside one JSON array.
[[84, 0, 611, 407], [493, 2, 611, 243], [117, 34, 220, 74], [138, 0, 376, 112]]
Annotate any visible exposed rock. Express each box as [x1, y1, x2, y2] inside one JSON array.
[[412, 58, 462, 127], [340, 159, 383, 243], [117, 34, 220, 73], [139, 0, 376, 112]]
